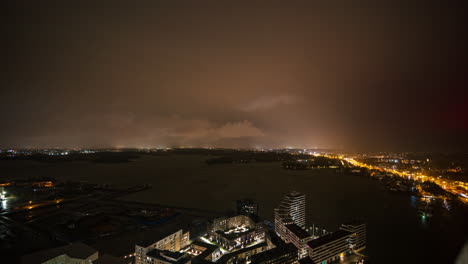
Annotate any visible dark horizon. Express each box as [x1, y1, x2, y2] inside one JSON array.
[[3, 1, 468, 152]]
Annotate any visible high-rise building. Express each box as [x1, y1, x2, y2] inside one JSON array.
[[340, 221, 366, 252], [274, 206, 294, 241], [278, 191, 306, 228], [274, 191, 309, 259], [284, 223, 313, 258], [307, 230, 353, 264], [237, 199, 258, 217], [275, 191, 306, 241]]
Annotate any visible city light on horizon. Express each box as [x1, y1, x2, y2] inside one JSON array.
[[2, 1, 468, 264]]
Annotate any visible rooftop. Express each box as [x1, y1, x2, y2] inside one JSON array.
[[91, 213, 192, 257], [266, 230, 287, 248], [217, 242, 267, 264], [216, 228, 255, 240], [136, 226, 185, 247], [93, 254, 130, 264], [250, 244, 297, 263], [298, 257, 317, 264], [146, 249, 189, 264], [21, 243, 97, 264], [307, 230, 352, 248], [191, 240, 219, 251], [191, 258, 215, 264], [341, 220, 366, 226], [285, 191, 305, 198], [285, 223, 310, 239], [190, 239, 219, 260]]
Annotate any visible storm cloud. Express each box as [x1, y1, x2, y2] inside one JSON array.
[[2, 1, 467, 151]]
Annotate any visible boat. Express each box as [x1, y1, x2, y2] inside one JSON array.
[[418, 203, 434, 218]]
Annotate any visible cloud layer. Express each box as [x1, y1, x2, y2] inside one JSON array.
[[241, 95, 300, 112], [2, 1, 467, 151]]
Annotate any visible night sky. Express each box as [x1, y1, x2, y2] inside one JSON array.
[[2, 1, 468, 151]]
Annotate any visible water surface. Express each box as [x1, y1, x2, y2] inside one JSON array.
[[2, 155, 467, 263]]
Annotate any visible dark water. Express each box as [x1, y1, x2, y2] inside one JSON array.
[[2, 155, 468, 263]]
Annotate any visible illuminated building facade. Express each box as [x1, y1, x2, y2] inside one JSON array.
[[208, 214, 256, 232], [274, 191, 310, 259], [250, 244, 298, 264], [340, 221, 366, 252], [207, 215, 265, 251], [237, 199, 258, 217], [21, 243, 99, 264], [143, 249, 191, 264], [274, 191, 306, 240], [284, 223, 313, 258], [307, 230, 352, 264], [135, 229, 190, 264], [187, 240, 222, 262], [276, 191, 306, 229], [216, 242, 269, 264]]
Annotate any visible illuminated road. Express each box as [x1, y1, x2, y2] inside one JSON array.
[[13, 199, 64, 212], [320, 154, 468, 204]]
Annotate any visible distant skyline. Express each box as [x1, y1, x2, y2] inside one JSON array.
[[3, 1, 467, 151]]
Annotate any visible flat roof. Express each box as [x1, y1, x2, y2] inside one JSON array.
[[307, 230, 352, 248], [146, 249, 188, 264], [190, 239, 219, 260], [91, 213, 192, 256], [163, 251, 185, 259], [93, 254, 130, 264], [250, 244, 297, 263], [191, 257, 215, 264], [266, 230, 287, 248], [191, 240, 219, 251], [285, 223, 310, 239], [136, 228, 184, 247], [21, 243, 97, 264], [215, 229, 255, 240], [217, 242, 267, 264], [341, 220, 366, 226], [298, 257, 317, 264], [285, 191, 305, 198]]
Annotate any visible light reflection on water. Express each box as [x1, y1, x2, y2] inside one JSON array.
[[421, 214, 427, 226], [1, 155, 467, 264], [410, 195, 417, 208], [443, 199, 451, 211]]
